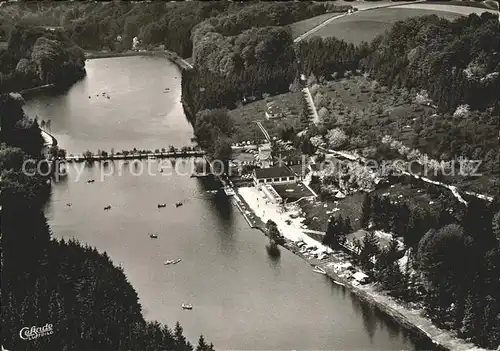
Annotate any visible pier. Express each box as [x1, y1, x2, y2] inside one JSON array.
[[63, 150, 205, 163]]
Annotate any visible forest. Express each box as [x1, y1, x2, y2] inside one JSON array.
[[297, 12, 499, 113], [0, 93, 213, 350], [0, 26, 86, 93], [360, 12, 500, 112], [182, 1, 337, 121], [0, 1, 335, 58], [0, 1, 230, 57], [323, 184, 500, 349]]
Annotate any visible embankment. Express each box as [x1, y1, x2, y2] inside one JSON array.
[[233, 187, 485, 351], [85, 50, 193, 71]]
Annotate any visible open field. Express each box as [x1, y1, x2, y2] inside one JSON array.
[[312, 8, 463, 44], [299, 192, 365, 232], [228, 91, 304, 143], [288, 13, 338, 40], [396, 2, 498, 14]]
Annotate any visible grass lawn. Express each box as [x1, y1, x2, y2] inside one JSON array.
[[312, 8, 463, 44], [288, 13, 338, 40], [397, 3, 498, 14], [298, 191, 365, 232], [228, 91, 304, 143], [372, 181, 445, 210]]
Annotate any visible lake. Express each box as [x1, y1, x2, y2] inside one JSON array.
[[26, 56, 435, 350]]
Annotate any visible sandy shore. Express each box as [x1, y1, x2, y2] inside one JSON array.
[[236, 185, 487, 351], [238, 187, 333, 255]]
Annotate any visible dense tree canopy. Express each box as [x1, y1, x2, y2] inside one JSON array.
[[361, 13, 500, 112], [0, 94, 205, 350], [183, 2, 330, 118], [0, 26, 85, 92]]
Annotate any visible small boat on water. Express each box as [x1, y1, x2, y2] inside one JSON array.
[[87, 179, 95, 183], [66, 203, 72, 207], [181, 303, 192, 310], [164, 259, 182, 265], [149, 233, 158, 239], [332, 280, 345, 287], [175, 202, 183, 208], [157, 203, 166, 208], [312, 266, 326, 275], [104, 205, 111, 210]]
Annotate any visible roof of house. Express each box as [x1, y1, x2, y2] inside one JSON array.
[[289, 164, 307, 177], [352, 272, 369, 281], [254, 166, 295, 179], [258, 144, 271, 151]]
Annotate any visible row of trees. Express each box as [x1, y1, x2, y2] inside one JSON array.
[[0, 93, 214, 350], [193, 108, 233, 173], [296, 36, 370, 79]]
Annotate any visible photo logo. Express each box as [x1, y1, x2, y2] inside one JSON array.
[[19, 324, 54, 341]]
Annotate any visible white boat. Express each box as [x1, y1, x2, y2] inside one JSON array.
[[181, 303, 193, 310], [164, 259, 181, 265], [312, 266, 326, 275], [332, 280, 345, 287], [224, 187, 235, 196]]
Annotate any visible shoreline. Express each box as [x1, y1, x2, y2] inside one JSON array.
[[85, 50, 193, 71], [232, 185, 486, 351]]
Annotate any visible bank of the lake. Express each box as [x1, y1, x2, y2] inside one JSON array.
[[85, 50, 193, 70], [235, 186, 486, 351], [28, 56, 437, 350]]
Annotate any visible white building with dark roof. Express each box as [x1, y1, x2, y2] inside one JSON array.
[[253, 166, 297, 186], [265, 102, 284, 119]]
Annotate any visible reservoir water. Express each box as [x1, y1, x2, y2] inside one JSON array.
[[26, 56, 434, 350]]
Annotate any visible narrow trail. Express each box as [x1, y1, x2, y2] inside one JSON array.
[[293, 0, 428, 43]]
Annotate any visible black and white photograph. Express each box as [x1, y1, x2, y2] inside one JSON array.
[[0, 0, 499, 350]]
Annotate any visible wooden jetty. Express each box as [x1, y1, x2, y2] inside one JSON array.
[[64, 150, 205, 163]]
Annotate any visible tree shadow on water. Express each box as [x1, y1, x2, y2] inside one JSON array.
[[351, 295, 378, 343], [266, 243, 281, 260]]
